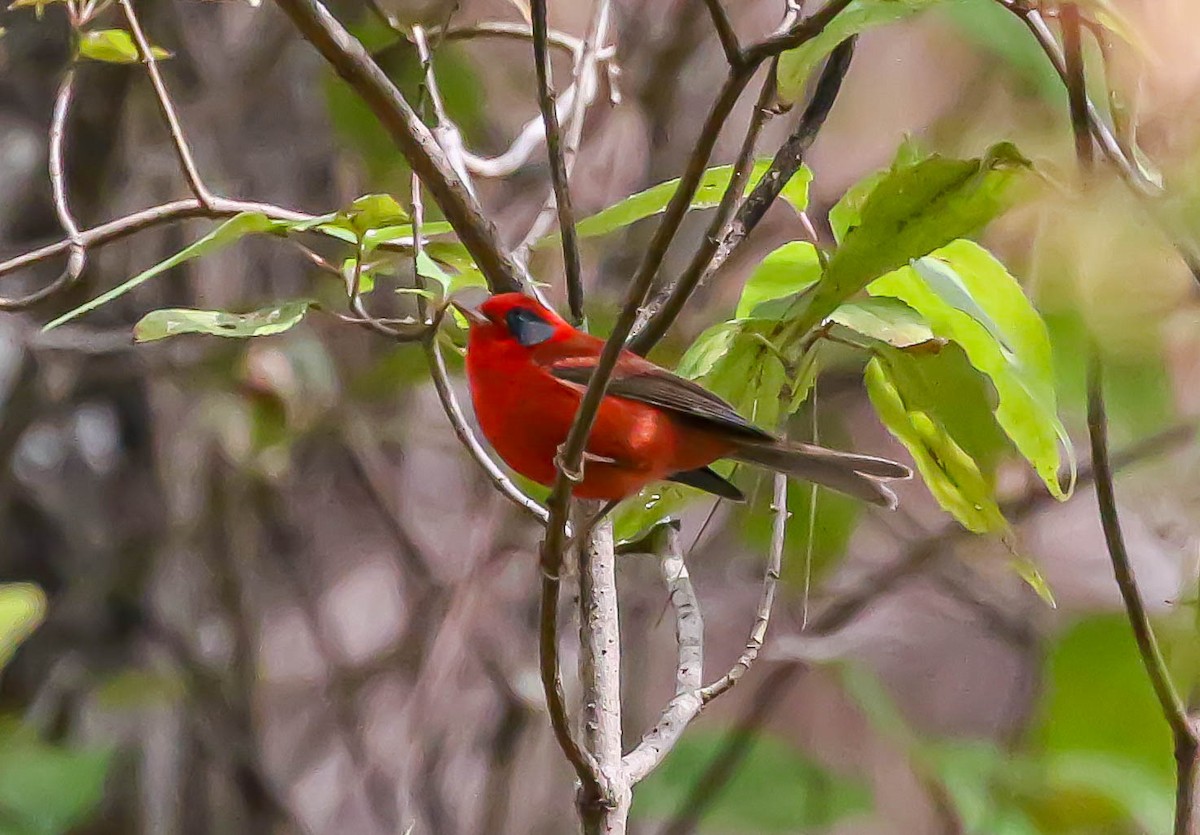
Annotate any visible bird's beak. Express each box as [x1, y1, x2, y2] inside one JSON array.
[[449, 296, 489, 326]]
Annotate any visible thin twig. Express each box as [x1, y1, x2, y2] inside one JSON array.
[[701, 0, 742, 67], [1088, 359, 1198, 835], [514, 0, 613, 259], [629, 60, 779, 346], [2, 68, 87, 310], [629, 36, 856, 353], [699, 472, 785, 702], [742, 0, 855, 63], [118, 0, 214, 207], [622, 522, 705, 785], [1060, 4, 1093, 173], [530, 0, 585, 324]]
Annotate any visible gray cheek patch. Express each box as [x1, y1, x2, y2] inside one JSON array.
[[506, 308, 556, 346]]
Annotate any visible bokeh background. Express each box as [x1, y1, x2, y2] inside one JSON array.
[[2, 0, 1200, 832]]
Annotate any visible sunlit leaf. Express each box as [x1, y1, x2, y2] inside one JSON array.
[[415, 251, 452, 296], [1010, 557, 1056, 607], [346, 193, 407, 233], [133, 301, 311, 343], [675, 322, 737, 380], [0, 583, 46, 670], [632, 729, 872, 832], [827, 297, 939, 350], [870, 240, 1069, 497], [556, 160, 812, 243], [78, 28, 171, 63], [865, 356, 1005, 533], [776, 0, 942, 104], [0, 719, 111, 834], [736, 241, 822, 318], [792, 143, 1031, 339], [45, 212, 283, 330]]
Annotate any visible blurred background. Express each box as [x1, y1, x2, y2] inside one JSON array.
[[1, 0, 1200, 832]]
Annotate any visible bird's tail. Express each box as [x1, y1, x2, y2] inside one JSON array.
[[729, 438, 911, 508]]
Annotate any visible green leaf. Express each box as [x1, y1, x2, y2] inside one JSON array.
[[133, 301, 311, 343], [78, 29, 171, 63], [793, 143, 1031, 339], [346, 193, 407, 234], [827, 297, 939, 350], [0, 720, 110, 835], [828, 138, 926, 244], [0, 584, 46, 670], [1031, 616, 1175, 830], [776, 0, 942, 104], [1010, 557, 1056, 608], [45, 212, 282, 330], [675, 322, 737, 380], [415, 251, 452, 296], [870, 240, 1069, 497], [632, 729, 871, 832], [736, 241, 822, 318], [865, 356, 1005, 533], [558, 160, 812, 243]]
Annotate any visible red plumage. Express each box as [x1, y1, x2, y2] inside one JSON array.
[[457, 293, 910, 506]]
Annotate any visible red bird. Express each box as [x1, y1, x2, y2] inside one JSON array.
[[454, 292, 910, 506]]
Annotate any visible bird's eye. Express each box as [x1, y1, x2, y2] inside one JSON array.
[[505, 308, 556, 347]]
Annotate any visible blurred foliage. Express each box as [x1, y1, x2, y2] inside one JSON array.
[[632, 729, 872, 833], [0, 586, 111, 835]]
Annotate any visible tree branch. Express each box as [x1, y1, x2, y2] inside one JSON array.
[[514, 0, 613, 260], [1087, 359, 1198, 835], [622, 522, 705, 785], [702, 0, 742, 67], [531, 0, 585, 324], [628, 36, 855, 354], [271, 0, 525, 293], [699, 472, 785, 702], [576, 507, 627, 831], [119, 0, 214, 207]]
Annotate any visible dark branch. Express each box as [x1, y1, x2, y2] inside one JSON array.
[[531, 0, 585, 324], [701, 0, 742, 67], [628, 36, 856, 354]]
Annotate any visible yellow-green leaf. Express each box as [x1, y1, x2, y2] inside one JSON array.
[[133, 301, 311, 343], [866, 356, 1006, 533], [0, 583, 46, 669], [79, 29, 171, 63]]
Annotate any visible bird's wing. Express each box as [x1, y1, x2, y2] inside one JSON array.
[[547, 355, 773, 440]]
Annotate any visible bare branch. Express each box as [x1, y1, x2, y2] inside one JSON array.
[[272, 0, 525, 293], [531, 0, 585, 324], [576, 508, 626, 826], [622, 522, 705, 785], [629, 36, 856, 353], [700, 472, 785, 702], [701, 0, 742, 67], [1088, 359, 1198, 834], [2, 69, 86, 310], [118, 0, 214, 207], [514, 0, 613, 259], [742, 0, 855, 63], [1060, 5, 1094, 173]]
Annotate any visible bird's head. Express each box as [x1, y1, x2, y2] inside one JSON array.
[[451, 291, 569, 348]]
